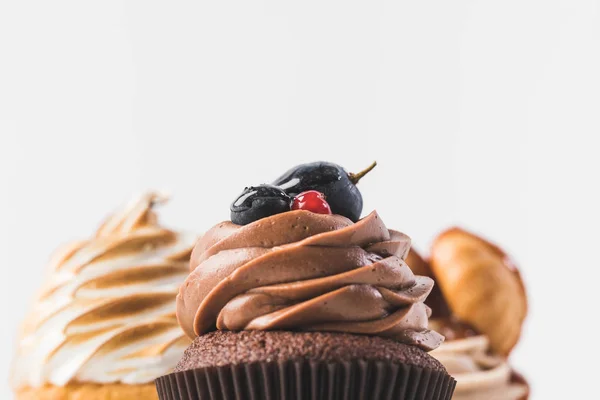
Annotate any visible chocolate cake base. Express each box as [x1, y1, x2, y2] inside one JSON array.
[[156, 331, 456, 400]]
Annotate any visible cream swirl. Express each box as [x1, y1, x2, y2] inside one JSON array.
[[11, 193, 196, 388], [430, 331, 528, 400], [177, 210, 443, 351]]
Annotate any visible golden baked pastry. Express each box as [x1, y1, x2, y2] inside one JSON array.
[[15, 383, 159, 400], [429, 228, 527, 355]]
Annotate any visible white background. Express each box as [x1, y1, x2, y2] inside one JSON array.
[[1, 1, 599, 399]]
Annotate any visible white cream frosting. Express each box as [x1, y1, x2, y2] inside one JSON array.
[[431, 335, 528, 400], [11, 193, 197, 388]]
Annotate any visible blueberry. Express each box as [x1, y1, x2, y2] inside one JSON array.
[[230, 184, 292, 225], [273, 161, 376, 222]]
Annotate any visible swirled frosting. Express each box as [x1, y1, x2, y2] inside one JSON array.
[[177, 210, 443, 351], [430, 323, 528, 400], [11, 193, 197, 388]]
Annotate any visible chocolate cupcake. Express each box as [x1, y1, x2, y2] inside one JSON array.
[[156, 162, 456, 399]]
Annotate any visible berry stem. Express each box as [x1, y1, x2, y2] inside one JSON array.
[[348, 161, 377, 184]]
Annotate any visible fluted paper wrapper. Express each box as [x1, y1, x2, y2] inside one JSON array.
[[156, 359, 456, 400]]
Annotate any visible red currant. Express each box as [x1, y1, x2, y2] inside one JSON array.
[[291, 190, 332, 215]]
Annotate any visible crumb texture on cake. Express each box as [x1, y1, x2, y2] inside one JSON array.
[[175, 330, 445, 373]]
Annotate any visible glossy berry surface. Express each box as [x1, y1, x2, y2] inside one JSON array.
[[291, 190, 332, 215], [230, 184, 291, 225], [273, 161, 375, 222]]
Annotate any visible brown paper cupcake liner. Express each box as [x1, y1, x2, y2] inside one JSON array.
[[156, 359, 456, 400]]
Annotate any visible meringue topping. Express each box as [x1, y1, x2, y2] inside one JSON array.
[[430, 320, 528, 400], [11, 193, 196, 388], [430, 334, 528, 400]]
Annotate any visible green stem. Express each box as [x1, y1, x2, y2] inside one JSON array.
[[348, 161, 377, 184]]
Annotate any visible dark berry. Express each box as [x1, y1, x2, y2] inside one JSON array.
[[230, 184, 292, 225], [291, 190, 332, 215], [273, 161, 376, 222]]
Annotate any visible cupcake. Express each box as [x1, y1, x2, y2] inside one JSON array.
[[156, 162, 456, 400], [408, 228, 529, 399], [11, 193, 197, 400]]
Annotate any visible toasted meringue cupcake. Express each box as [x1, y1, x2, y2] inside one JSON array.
[[11, 193, 196, 400]]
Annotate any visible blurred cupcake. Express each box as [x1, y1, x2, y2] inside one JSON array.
[[157, 161, 456, 400], [408, 228, 529, 400], [11, 193, 196, 400], [429, 326, 528, 400]]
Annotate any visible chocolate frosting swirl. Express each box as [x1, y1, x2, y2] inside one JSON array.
[[177, 211, 443, 351]]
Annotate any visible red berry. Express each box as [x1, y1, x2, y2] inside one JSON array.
[[291, 190, 332, 215]]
